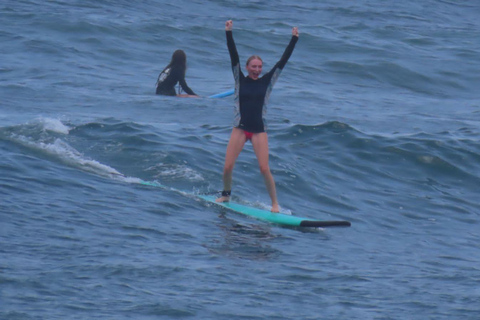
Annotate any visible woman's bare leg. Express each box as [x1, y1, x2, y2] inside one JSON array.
[[216, 128, 246, 202], [251, 132, 279, 212]]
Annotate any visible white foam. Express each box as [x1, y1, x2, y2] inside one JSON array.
[[13, 134, 126, 179], [121, 176, 143, 184], [151, 163, 204, 182], [8, 119, 148, 185], [36, 117, 71, 134]]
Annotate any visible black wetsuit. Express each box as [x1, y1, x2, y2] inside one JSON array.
[[226, 30, 298, 133], [155, 66, 196, 96]]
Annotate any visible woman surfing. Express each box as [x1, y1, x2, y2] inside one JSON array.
[[216, 20, 299, 212]]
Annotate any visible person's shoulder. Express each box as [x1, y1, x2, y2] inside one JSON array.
[[170, 65, 184, 73], [166, 66, 182, 77]]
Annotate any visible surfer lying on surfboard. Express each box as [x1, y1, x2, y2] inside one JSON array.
[[216, 20, 299, 213]]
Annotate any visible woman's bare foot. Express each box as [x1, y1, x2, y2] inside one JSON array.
[[216, 196, 230, 203], [271, 203, 280, 213]]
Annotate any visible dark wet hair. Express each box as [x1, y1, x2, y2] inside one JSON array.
[[161, 49, 187, 75], [170, 49, 187, 67], [246, 55, 263, 66]]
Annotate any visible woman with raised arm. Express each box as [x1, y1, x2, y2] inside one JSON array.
[[216, 20, 299, 212]]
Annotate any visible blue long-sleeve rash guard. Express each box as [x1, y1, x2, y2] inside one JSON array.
[[226, 30, 298, 133]]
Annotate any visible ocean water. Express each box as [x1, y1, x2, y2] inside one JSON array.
[[1, 0, 480, 319]]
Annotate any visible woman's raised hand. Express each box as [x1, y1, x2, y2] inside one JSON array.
[[225, 20, 233, 31], [292, 27, 299, 37]]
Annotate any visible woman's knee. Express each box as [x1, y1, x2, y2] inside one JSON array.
[[223, 164, 234, 174], [259, 164, 270, 176]]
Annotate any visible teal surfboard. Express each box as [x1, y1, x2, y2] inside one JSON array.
[[198, 195, 351, 228], [139, 181, 350, 228]]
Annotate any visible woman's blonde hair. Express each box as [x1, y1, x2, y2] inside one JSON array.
[[246, 55, 263, 66]]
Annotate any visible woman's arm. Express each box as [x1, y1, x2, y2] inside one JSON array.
[[276, 27, 299, 70], [170, 67, 196, 96], [178, 77, 196, 96], [225, 20, 240, 68]]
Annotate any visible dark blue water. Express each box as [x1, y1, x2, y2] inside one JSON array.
[[1, 1, 480, 319]]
